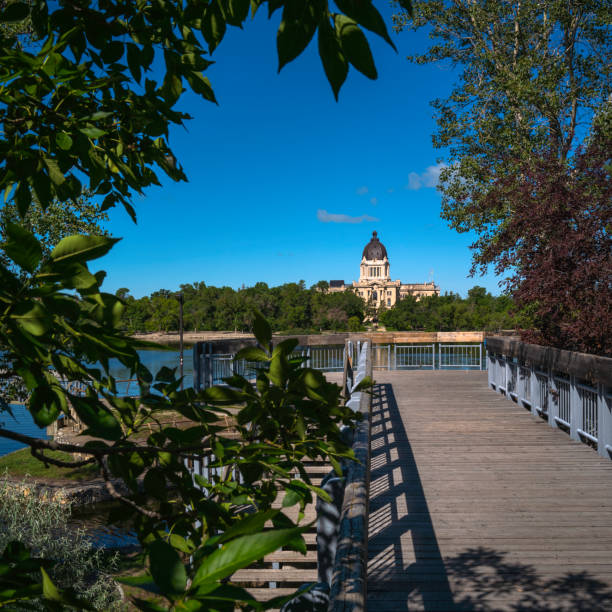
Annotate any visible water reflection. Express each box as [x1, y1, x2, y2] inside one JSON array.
[[109, 348, 194, 391], [0, 403, 48, 457], [72, 501, 140, 550]]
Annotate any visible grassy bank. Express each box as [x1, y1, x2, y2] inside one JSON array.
[[0, 448, 98, 481]]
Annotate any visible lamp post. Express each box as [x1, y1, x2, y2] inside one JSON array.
[[177, 292, 184, 391]]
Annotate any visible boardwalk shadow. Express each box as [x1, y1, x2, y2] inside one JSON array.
[[366, 383, 612, 611], [367, 383, 458, 610]]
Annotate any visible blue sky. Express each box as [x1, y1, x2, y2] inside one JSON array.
[[100, 5, 506, 298]]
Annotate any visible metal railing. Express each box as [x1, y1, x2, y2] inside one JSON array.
[[439, 343, 483, 369], [195, 342, 486, 389], [395, 344, 435, 369], [487, 342, 612, 460]]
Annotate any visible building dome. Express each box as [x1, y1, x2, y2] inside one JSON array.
[[362, 231, 388, 260]]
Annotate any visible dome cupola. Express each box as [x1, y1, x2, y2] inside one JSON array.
[[362, 231, 388, 260]]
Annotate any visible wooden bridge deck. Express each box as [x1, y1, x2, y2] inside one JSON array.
[[367, 370, 612, 611]]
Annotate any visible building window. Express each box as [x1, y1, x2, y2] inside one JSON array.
[[387, 298, 391, 306]]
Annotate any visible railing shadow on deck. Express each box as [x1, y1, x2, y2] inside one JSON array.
[[366, 383, 612, 612], [367, 382, 456, 611]]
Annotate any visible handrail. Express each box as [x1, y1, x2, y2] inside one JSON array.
[[486, 337, 612, 460], [330, 340, 372, 611]]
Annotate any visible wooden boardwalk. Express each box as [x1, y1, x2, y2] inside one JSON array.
[[367, 371, 612, 611]]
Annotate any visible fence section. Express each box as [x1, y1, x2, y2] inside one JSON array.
[[194, 342, 486, 389], [439, 343, 483, 369], [395, 344, 435, 370], [486, 337, 612, 460]]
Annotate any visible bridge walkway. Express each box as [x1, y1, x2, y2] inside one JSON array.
[[367, 370, 612, 611]]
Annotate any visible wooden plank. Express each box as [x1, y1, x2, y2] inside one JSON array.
[[367, 370, 612, 612]]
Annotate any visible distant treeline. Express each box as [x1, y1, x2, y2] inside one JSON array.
[[116, 282, 520, 334]]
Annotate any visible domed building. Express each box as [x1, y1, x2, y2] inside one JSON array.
[[328, 231, 440, 309]]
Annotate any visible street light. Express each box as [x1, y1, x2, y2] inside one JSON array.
[[177, 292, 184, 391]]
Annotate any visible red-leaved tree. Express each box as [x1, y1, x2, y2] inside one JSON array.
[[473, 118, 611, 357]]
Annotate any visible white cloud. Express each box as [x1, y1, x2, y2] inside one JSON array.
[[356, 186, 369, 195], [370, 197, 378, 206], [317, 209, 379, 224], [405, 162, 446, 191]]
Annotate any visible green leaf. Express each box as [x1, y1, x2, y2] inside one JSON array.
[[43, 158, 65, 185], [4, 223, 42, 272], [282, 487, 302, 507], [116, 575, 161, 594], [41, 568, 61, 601], [55, 132, 73, 151], [318, 18, 348, 100], [268, 352, 287, 387], [50, 235, 120, 264], [70, 397, 122, 441], [101, 41, 124, 63], [10, 301, 50, 336], [207, 510, 279, 547], [276, 1, 316, 72], [202, 1, 226, 53], [0, 2, 30, 22], [79, 126, 106, 139], [14, 182, 32, 218], [334, 0, 397, 51], [252, 310, 271, 350], [148, 540, 187, 595], [29, 385, 65, 427], [234, 346, 269, 362], [335, 14, 377, 79], [185, 72, 217, 103], [397, 0, 413, 15], [228, 0, 250, 24], [202, 385, 244, 404], [127, 43, 142, 83], [32, 172, 52, 209], [143, 468, 167, 499], [192, 527, 304, 587]]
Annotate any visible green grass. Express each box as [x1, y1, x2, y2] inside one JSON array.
[[0, 448, 99, 481]]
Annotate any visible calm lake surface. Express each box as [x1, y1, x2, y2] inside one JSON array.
[[0, 349, 192, 458]]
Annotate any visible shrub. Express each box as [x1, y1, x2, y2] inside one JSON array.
[[0, 476, 121, 610]]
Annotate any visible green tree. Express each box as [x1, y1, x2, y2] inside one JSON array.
[[0, 0, 392, 607], [393, 0, 611, 265], [0, 191, 109, 261]]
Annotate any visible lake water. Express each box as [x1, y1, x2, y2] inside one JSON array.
[[0, 349, 192, 458]]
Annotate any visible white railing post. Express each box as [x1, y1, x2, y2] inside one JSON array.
[[548, 369, 559, 429], [598, 384, 612, 459], [569, 376, 581, 441], [504, 357, 511, 399], [530, 365, 539, 417]]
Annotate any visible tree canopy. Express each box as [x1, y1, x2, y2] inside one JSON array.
[[1, 0, 406, 223], [393, 0, 611, 259], [119, 281, 518, 334], [379, 286, 519, 332]]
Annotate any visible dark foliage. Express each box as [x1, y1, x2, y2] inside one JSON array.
[[474, 121, 611, 356]]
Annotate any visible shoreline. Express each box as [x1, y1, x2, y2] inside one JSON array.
[[131, 331, 255, 345]]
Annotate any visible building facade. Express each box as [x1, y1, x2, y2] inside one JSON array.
[[329, 231, 440, 309]]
